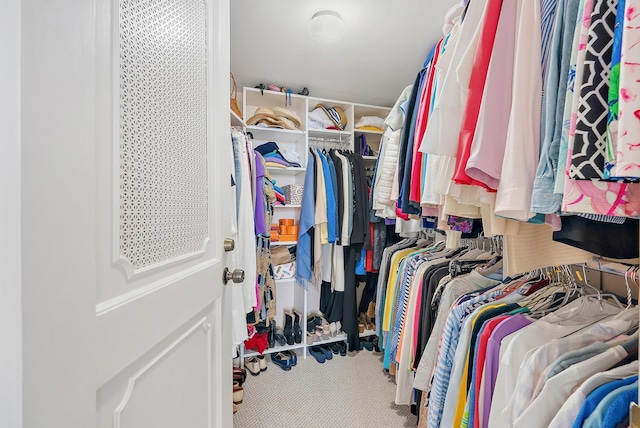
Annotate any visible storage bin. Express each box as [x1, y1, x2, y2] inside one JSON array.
[[273, 262, 296, 280], [282, 184, 303, 205], [279, 218, 295, 226]]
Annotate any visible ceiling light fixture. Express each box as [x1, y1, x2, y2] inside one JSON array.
[[308, 10, 345, 44]]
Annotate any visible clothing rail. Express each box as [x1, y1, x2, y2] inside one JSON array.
[[308, 136, 349, 142], [583, 257, 640, 279], [308, 136, 351, 149], [580, 258, 639, 303]]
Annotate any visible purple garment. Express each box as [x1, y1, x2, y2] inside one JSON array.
[[253, 152, 267, 235], [263, 155, 294, 167], [482, 314, 532, 428]]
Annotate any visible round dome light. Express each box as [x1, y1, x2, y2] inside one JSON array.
[[308, 10, 345, 44]]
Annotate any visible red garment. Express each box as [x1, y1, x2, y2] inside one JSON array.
[[365, 223, 375, 272], [244, 332, 268, 354], [473, 314, 509, 426], [395, 206, 410, 221], [410, 39, 443, 203], [452, 0, 504, 190]]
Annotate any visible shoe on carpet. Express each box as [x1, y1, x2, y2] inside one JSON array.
[[257, 354, 268, 371], [233, 367, 247, 385], [327, 342, 341, 354], [285, 349, 298, 366], [271, 352, 293, 371], [338, 341, 347, 356], [319, 344, 333, 360], [233, 384, 244, 404], [233, 373, 245, 386], [361, 335, 380, 352], [360, 341, 374, 351], [308, 346, 327, 363], [244, 356, 261, 376]]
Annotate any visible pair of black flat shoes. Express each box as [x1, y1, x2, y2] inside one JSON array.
[[308, 341, 347, 363], [359, 335, 380, 352]]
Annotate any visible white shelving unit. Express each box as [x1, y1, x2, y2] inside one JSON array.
[[271, 241, 298, 247], [231, 110, 245, 128], [238, 87, 390, 364], [353, 103, 391, 165], [266, 167, 306, 175]]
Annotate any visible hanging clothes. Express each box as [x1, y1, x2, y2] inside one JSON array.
[[613, 0, 640, 178], [230, 129, 257, 346], [568, 0, 618, 180], [250, 152, 276, 323], [604, 0, 626, 179]]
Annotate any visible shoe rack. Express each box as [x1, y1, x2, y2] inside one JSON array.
[[237, 87, 390, 365]]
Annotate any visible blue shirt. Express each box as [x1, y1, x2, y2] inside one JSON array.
[[317, 150, 337, 244], [295, 152, 316, 288], [398, 48, 435, 216], [573, 375, 638, 428], [583, 378, 638, 428], [326, 154, 341, 235], [600, 381, 638, 428], [531, 0, 581, 213], [426, 289, 504, 428]]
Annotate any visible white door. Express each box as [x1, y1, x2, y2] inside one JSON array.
[[20, 0, 234, 427]]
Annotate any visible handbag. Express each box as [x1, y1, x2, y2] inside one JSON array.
[[230, 72, 243, 119]]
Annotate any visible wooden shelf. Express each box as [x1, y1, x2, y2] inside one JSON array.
[[362, 156, 377, 161]]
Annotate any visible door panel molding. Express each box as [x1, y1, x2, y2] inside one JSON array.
[[95, 266, 219, 385], [113, 240, 210, 280], [97, 258, 219, 316], [113, 316, 212, 428]]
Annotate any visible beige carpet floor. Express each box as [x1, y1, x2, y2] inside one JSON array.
[[233, 348, 417, 427]]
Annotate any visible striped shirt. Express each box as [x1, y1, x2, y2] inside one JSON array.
[[541, 0, 559, 79], [426, 289, 504, 428], [390, 253, 447, 363]]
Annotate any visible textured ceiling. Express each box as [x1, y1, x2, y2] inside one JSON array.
[[230, 0, 457, 108]]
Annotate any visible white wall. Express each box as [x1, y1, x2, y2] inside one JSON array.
[[0, 0, 22, 427]]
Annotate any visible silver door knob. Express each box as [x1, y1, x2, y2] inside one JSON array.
[[223, 267, 245, 284], [224, 238, 235, 252]]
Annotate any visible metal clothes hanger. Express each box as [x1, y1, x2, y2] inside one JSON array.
[[579, 263, 625, 310], [623, 265, 639, 310], [523, 266, 579, 316]]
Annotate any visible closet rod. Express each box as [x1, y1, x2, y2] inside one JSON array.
[[583, 258, 639, 280], [308, 137, 351, 144]]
